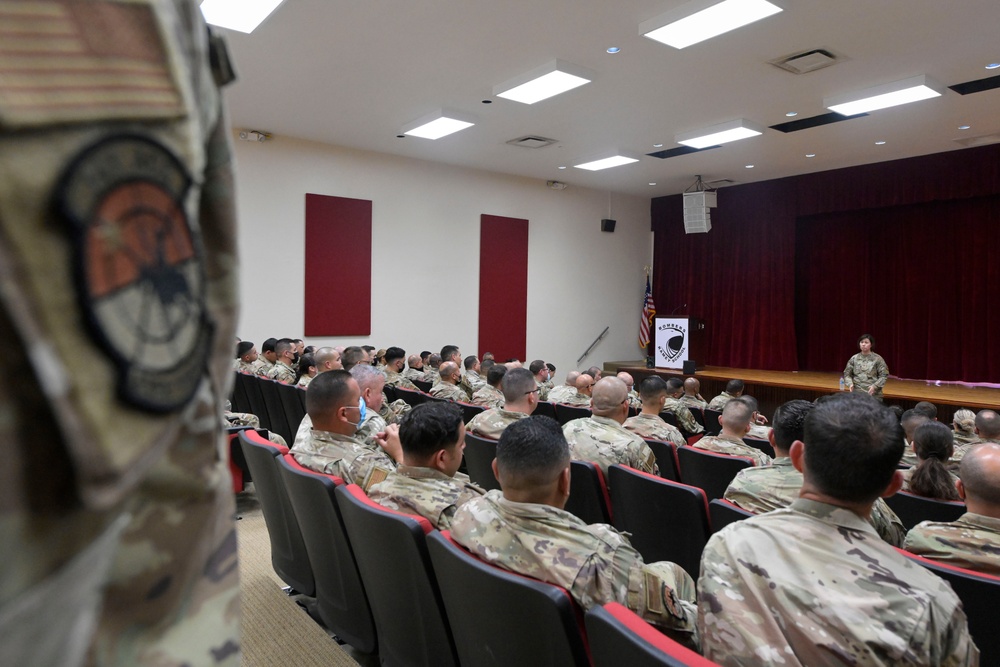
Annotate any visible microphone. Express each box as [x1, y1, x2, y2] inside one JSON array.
[[668, 303, 687, 316]]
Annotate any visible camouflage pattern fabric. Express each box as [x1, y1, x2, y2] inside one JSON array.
[[236, 360, 258, 375], [694, 434, 772, 467], [557, 391, 592, 407], [266, 360, 295, 384], [355, 410, 388, 448], [424, 368, 441, 384], [563, 416, 658, 476], [379, 397, 411, 424], [680, 395, 708, 411], [898, 466, 959, 495], [536, 379, 550, 402], [255, 357, 274, 376], [457, 378, 475, 401], [952, 438, 1000, 465], [464, 370, 487, 392], [623, 413, 685, 447], [430, 382, 470, 403], [843, 352, 889, 400], [402, 367, 431, 384], [471, 384, 505, 409], [368, 466, 485, 530], [746, 423, 771, 441], [296, 375, 313, 388], [724, 458, 908, 547], [626, 390, 642, 411], [545, 384, 577, 404], [904, 513, 1000, 576], [451, 491, 698, 639], [662, 397, 704, 434], [707, 391, 736, 412], [699, 498, 978, 666], [384, 369, 419, 391], [291, 429, 395, 492], [465, 408, 529, 439]]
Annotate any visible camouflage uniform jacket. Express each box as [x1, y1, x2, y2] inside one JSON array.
[[355, 411, 388, 448], [623, 413, 685, 447], [256, 356, 274, 375], [471, 384, 505, 410], [403, 366, 431, 384], [707, 391, 736, 412], [451, 491, 698, 638], [291, 429, 395, 492], [368, 466, 485, 530], [546, 384, 578, 404], [267, 360, 296, 384], [236, 359, 258, 375], [558, 391, 592, 407], [430, 382, 470, 403], [952, 438, 1000, 464], [843, 351, 890, 399], [536, 379, 551, 402], [465, 369, 487, 392], [662, 397, 704, 434], [904, 512, 1000, 576], [296, 374, 313, 388], [680, 394, 708, 411], [384, 368, 419, 391], [379, 398, 411, 425], [746, 422, 771, 441], [466, 408, 529, 439], [626, 390, 642, 411], [425, 368, 441, 384], [724, 458, 908, 547], [694, 434, 772, 467], [699, 498, 979, 667], [563, 416, 659, 476]]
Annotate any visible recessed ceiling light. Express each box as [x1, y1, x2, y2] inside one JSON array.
[[607, 47, 621, 54], [825, 75, 944, 116], [785, 111, 798, 117], [653, 143, 664, 148], [200, 0, 285, 33], [805, 153, 816, 157], [649, 182, 657, 186], [558, 166, 567, 169], [396, 134, 405, 139], [640, 0, 783, 50], [402, 110, 476, 140], [481, 99, 492, 104], [875, 140, 886, 145], [675, 118, 764, 148], [574, 155, 640, 171], [495, 60, 593, 105], [745, 164, 755, 169], [958, 125, 971, 130], [986, 63, 1000, 70]]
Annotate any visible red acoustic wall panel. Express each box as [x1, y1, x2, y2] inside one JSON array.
[[479, 214, 528, 362], [304, 194, 371, 336]]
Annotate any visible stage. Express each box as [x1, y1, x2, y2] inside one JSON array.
[[604, 362, 1000, 422]]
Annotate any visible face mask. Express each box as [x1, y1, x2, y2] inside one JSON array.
[[346, 396, 367, 431], [292, 352, 300, 364]]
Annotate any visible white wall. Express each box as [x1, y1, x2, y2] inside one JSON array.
[[232, 135, 652, 377]]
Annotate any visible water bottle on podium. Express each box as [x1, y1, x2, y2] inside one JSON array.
[[839, 377, 845, 392]]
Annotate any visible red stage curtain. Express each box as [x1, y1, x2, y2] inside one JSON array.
[[479, 214, 528, 362]]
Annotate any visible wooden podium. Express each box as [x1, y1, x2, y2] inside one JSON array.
[[653, 317, 705, 371]]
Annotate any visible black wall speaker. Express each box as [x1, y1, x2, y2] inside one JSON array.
[[682, 360, 697, 375], [601, 218, 616, 232]]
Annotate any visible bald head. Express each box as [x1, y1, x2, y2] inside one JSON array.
[[439, 361, 460, 384], [314, 346, 342, 372], [683, 377, 700, 395], [616, 372, 634, 392], [592, 377, 628, 420], [975, 409, 1000, 440], [959, 443, 1000, 512], [720, 399, 753, 437], [564, 371, 581, 387], [407, 354, 423, 369], [575, 374, 595, 396]]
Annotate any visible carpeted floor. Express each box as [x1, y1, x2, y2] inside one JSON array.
[[236, 487, 375, 667]]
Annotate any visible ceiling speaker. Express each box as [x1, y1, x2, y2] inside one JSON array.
[[601, 218, 616, 232]]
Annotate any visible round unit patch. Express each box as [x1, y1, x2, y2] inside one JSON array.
[[56, 134, 212, 413]]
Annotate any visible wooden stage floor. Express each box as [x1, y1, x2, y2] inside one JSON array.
[[604, 362, 1000, 421]]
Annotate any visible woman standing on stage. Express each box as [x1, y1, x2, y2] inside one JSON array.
[[843, 333, 889, 401]]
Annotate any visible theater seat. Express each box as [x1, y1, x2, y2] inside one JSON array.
[[644, 439, 681, 482], [395, 386, 427, 407], [703, 409, 722, 436], [555, 403, 592, 425], [533, 401, 557, 420], [883, 491, 965, 531], [463, 432, 501, 492], [587, 602, 722, 667], [566, 460, 613, 525], [708, 498, 755, 534], [675, 446, 754, 501]]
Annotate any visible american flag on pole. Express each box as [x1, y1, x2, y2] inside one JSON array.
[[639, 275, 655, 349]]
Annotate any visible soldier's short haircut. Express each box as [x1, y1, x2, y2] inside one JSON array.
[[306, 370, 355, 421], [482, 351, 495, 361], [803, 392, 903, 503], [529, 359, 546, 375], [579, 371, 594, 381], [314, 347, 338, 367], [428, 354, 442, 368], [341, 346, 367, 371], [901, 409, 930, 441], [737, 395, 759, 413], [639, 375, 668, 401], [261, 337, 278, 353], [858, 333, 875, 345], [407, 354, 422, 368], [721, 399, 753, 430], [666, 377, 684, 393], [546, 363, 556, 373], [587, 366, 602, 378], [275, 338, 293, 356], [496, 416, 569, 490], [913, 401, 938, 420], [420, 350, 431, 362], [726, 379, 745, 394], [502, 368, 537, 402], [975, 409, 1000, 439], [592, 377, 627, 414], [565, 371, 580, 385], [384, 347, 406, 364], [481, 358, 496, 374], [771, 400, 814, 450], [440, 344, 460, 362], [399, 402, 464, 460], [350, 363, 384, 391], [236, 341, 254, 358], [464, 355, 479, 370], [297, 353, 315, 373], [361, 345, 376, 353], [487, 363, 507, 387], [960, 443, 1000, 505]]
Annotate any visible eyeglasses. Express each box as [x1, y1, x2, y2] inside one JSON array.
[[524, 388, 540, 396]]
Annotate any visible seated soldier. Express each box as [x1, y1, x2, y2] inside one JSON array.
[[707, 379, 744, 412], [902, 421, 960, 500], [471, 362, 506, 409], [383, 346, 420, 390], [466, 368, 537, 439], [623, 376, 685, 447], [403, 353, 431, 383], [266, 338, 297, 384], [679, 377, 708, 410], [586, 366, 603, 381], [905, 442, 1000, 575], [290, 370, 401, 491], [350, 364, 387, 447], [451, 416, 698, 644], [341, 345, 368, 371], [958, 409, 1000, 460], [694, 399, 772, 467], [725, 400, 906, 547], [529, 359, 551, 401], [314, 346, 343, 373], [700, 393, 978, 666], [662, 377, 704, 435], [235, 340, 259, 374], [255, 337, 278, 375], [546, 371, 581, 404], [899, 408, 932, 467], [737, 395, 771, 440], [562, 377, 658, 476], [368, 402, 484, 529], [424, 353, 442, 384], [951, 408, 979, 448], [617, 371, 642, 410], [913, 401, 939, 420], [463, 355, 486, 393], [558, 373, 595, 407], [430, 361, 471, 402]]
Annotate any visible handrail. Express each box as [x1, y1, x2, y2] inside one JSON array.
[[577, 326, 609, 365]]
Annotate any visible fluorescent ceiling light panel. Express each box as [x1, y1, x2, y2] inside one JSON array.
[[200, 0, 285, 33], [495, 60, 593, 104], [574, 155, 639, 171], [825, 75, 944, 116], [675, 119, 764, 148], [402, 110, 476, 140], [641, 0, 783, 49]]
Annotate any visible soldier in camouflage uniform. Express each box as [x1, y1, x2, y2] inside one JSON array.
[[725, 400, 906, 547], [290, 371, 399, 492], [402, 354, 431, 384], [563, 377, 658, 476], [266, 338, 297, 384], [679, 377, 708, 410], [700, 393, 978, 666], [694, 399, 772, 467], [898, 409, 931, 467], [255, 337, 278, 376], [623, 376, 685, 447], [545, 371, 581, 404], [383, 347, 419, 390], [529, 360, 551, 401], [466, 368, 537, 438], [313, 346, 343, 373], [736, 394, 772, 441], [663, 377, 704, 435], [368, 402, 484, 529], [843, 333, 890, 401], [451, 416, 698, 644], [616, 372, 643, 411], [557, 373, 595, 407], [430, 361, 471, 402], [471, 363, 506, 409], [235, 340, 259, 374], [351, 364, 388, 447], [707, 379, 744, 412], [0, 4, 241, 664], [904, 443, 1000, 575], [463, 355, 486, 393]]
